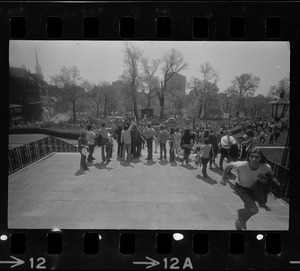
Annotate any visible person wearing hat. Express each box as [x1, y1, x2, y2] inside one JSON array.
[[78, 131, 89, 170]]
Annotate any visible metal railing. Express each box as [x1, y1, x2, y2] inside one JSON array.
[[267, 159, 289, 203], [8, 136, 78, 175]]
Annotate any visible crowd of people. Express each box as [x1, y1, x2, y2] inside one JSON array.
[[10, 113, 285, 231], [10, 119, 92, 131], [77, 117, 282, 231]]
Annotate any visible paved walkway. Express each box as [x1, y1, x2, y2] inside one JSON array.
[[8, 144, 289, 230]]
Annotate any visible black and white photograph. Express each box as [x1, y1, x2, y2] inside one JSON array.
[[8, 41, 290, 230]]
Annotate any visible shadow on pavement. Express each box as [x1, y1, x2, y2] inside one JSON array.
[[75, 169, 89, 176], [93, 162, 113, 171], [143, 160, 156, 166], [159, 160, 169, 166], [196, 174, 218, 185], [130, 158, 143, 164], [210, 167, 223, 176], [119, 160, 134, 168], [179, 163, 197, 170], [169, 161, 178, 167]]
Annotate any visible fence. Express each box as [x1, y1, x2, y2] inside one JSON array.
[[8, 136, 78, 175], [267, 159, 289, 203]]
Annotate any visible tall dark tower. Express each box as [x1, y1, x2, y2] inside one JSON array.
[[35, 46, 44, 80]]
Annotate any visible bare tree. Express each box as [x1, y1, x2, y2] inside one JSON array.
[[50, 65, 85, 122], [141, 57, 160, 108], [158, 48, 188, 119], [88, 84, 102, 118], [231, 73, 260, 117], [188, 62, 219, 118], [122, 43, 143, 121]]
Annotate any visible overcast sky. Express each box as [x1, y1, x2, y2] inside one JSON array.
[[9, 40, 289, 96]]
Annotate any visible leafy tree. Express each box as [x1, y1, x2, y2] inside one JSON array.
[[244, 95, 272, 118], [183, 88, 199, 119], [50, 65, 85, 122], [158, 48, 188, 119], [231, 73, 260, 117], [268, 76, 290, 100]]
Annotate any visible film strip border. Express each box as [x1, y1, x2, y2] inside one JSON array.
[[1, 1, 300, 270], [0, 2, 298, 40], [0, 231, 293, 269]]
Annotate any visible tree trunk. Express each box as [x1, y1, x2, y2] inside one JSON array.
[[158, 93, 165, 119], [72, 100, 76, 123], [147, 97, 151, 108], [133, 98, 138, 122], [104, 100, 107, 118], [96, 104, 99, 118]]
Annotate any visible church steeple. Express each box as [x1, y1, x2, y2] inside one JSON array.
[[35, 46, 44, 80]]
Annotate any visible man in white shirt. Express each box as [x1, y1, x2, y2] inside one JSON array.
[[219, 130, 236, 170], [86, 124, 96, 162], [220, 147, 279, 230]]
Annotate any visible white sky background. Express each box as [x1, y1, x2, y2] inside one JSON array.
[[9, 41, 290, 96]]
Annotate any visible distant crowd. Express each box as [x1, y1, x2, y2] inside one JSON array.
[[77, 118, 262, 175], [10, 114, 288, 147]]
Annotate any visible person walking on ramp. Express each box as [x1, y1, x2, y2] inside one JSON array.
[[220, 147, 279, 230]]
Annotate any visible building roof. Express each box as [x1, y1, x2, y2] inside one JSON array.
[[10, 67, 28, 79], [10, 66, 44, 83]]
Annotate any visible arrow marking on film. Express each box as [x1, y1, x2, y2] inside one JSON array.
[[0, 256, 25, 268], [133, 256, 160, 269]]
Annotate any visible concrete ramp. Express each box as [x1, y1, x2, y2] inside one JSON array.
[[8, 150, 289, 230]]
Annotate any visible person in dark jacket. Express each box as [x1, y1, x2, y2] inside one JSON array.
[[228, 143, 239, 162], [115, 121, 123, 158], [180, 128, 194, 165], [169, 128, 175, 162]]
